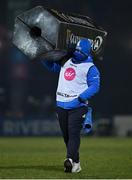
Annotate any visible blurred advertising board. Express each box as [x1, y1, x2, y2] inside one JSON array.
[[0, 117, 61, 136]]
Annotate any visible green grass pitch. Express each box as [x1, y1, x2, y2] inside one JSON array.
[[0, 137, 132, 179]]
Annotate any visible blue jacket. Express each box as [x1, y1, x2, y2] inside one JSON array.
[[41, 56, 100, 109]]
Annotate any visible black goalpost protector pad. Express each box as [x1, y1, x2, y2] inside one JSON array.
[[13, 6, 107, 61]]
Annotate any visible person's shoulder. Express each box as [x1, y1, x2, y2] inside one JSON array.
[[59, 58, 71, 67], [89, 65, 100, 75]]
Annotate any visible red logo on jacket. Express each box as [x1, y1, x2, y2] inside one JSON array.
[[64, 68, 76, 81]]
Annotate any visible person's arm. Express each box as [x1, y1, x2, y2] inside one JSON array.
[[41, 60, 61, 73], [78, 65, 100, 102]]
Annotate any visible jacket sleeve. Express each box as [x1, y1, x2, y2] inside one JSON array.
[[79, 65, 100, 101], [41, 60, 61, 73]]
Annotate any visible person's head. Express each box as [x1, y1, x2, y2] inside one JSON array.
[[73, 39, 92, 62]]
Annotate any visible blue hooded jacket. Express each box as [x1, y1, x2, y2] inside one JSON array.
[[41, 39, 100, 109]]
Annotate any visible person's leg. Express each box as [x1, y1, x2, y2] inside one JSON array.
[[57, 107, 73, 172], [56, 107, 69, 146], [67, 106, 87, 163]]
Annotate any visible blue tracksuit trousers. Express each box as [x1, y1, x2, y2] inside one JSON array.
[[56, 106, 87, 163]]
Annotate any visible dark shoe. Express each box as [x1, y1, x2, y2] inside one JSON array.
[[64, 158, 73, 173]]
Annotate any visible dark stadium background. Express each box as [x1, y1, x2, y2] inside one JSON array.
[[0, 0, 132, 136]]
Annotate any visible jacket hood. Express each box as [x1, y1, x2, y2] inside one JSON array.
[[72, 39, 92, 62]]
